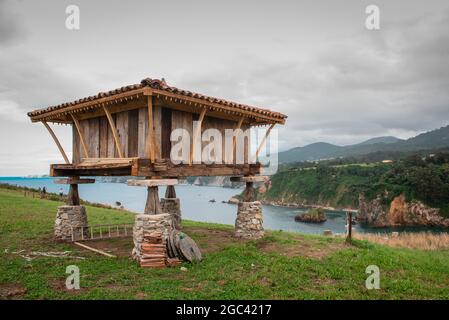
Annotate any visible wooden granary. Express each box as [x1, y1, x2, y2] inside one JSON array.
[[28, 77, 286, 241]]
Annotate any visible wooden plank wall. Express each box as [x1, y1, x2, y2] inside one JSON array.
[[71, 105, 251, 163]]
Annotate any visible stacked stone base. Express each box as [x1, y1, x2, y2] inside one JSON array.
[[161, 198, 182, 229], [132, 213, 173, 261], [54, 205, 88, 241], [235, 201, 264, 239]]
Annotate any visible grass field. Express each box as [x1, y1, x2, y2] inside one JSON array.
[[0, 187, 448, 300]]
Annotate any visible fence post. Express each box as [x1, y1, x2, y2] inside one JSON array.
[[346, 211, 353, 243]]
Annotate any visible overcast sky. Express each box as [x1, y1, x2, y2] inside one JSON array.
[[1, 0, 449, 176]]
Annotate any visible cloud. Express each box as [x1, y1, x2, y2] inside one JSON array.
[[171, 9, 449, 149], [0, 0, 26, 45]]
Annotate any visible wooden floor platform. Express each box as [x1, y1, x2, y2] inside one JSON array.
[[50, 158, 261, 177]]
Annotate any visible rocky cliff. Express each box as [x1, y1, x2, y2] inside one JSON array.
[[357, 194, 449, 228]]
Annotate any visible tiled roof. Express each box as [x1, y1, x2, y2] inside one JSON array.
[[27, 77, 287, 122]]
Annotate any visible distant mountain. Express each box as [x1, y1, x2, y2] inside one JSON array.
[[355, 136, 402, 146], [279, 125, 449, 164]]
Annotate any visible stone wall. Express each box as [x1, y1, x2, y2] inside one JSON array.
[[132, 213, 173, 261], [235, 201, 264, 239], [54, 205, 88, 241], [161, 198, 182, 229]]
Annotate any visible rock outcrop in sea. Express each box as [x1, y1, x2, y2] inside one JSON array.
[[357, 194, 449, 228]]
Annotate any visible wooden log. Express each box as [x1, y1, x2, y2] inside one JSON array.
[[73, 241, 116, 258], [243, 181, 255, 202], [127, 179, 178, 187], [165, 185, 177, 198], [144, 186, 162, 215]]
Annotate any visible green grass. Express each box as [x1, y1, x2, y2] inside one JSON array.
[[1, 187, 448, 299]]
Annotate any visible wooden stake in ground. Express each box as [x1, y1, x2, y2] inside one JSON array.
[[346, 211, 353, 243]]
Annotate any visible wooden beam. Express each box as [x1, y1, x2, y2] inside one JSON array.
[[230, 176, 269, 183], [232, 118, 244, 164], [73, 241, 116, 258], [70, 114, 90, 159], [190, 108, 207, 165], [102, 105, 124, 158], [30, 88, 146, 122], [146, 95, 156, 162], [127, 179, 178, 187], [255, 123, 275, 159], [42, 121, 70, 164], [54, 178, 95, 184]]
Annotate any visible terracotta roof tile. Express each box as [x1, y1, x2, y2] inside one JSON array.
[[27, 77, 287, 122]]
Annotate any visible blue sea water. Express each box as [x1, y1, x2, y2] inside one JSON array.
[[1, 177, 446, 235]]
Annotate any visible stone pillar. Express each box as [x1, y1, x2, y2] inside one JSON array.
[[161, 198, 181, 229], [234, 201, 264, 239], [132, 213, 173, 261], [161, 185, 181, 229], [54, 205, 88, 241]]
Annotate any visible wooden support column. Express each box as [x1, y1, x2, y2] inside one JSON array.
[[42, 121, 70, 164], [165, 185, 177, 198], [145, 186, 162, 215], [243, 181, 255, 202], [146, 94, 156, 163], [70, 114, 90, 159], [233, 118, 244, 164], [54, 177, 95, 206], [230, 176, 269, 202], [190, 108, 207, 165], [67, 183, 80, 206], [103, 105, 124, 158], [128, 179, 178, 215], [255, 123, 275, 159]]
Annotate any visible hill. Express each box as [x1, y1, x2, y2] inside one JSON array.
[[261, 152, 449, 224], [279, 125, 449, 163]]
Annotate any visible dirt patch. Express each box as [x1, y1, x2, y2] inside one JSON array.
[[183, 227, 244, 253], [49, 279, 87, 295], [257, 238, 349, 259], [0, 283, 27, 299]]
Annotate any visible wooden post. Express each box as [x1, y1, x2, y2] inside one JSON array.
[[103, 105, 124, 158], [233, 118, 244, 164], [127, 179, 178, 215], [42, 121, 70, 164], [146, 95, 156, 163], [165, 185, 177, 198], [145, 186, 162, 215], [190, 108, 207, 165], [67, 183, 80, 206], [243, 181, 255, 202], [346, 211, 353, 243]]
